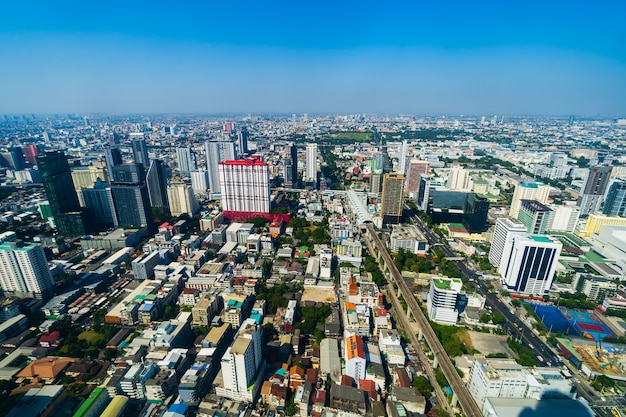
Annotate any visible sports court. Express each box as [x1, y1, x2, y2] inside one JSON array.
[[529, 303, 614, 340]]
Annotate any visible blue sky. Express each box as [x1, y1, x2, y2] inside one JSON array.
[[1, 1, 625, 115]]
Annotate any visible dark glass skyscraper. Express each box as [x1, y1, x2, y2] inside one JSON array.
[[104, 147, 123, 173], [131, 136, 149, 168], [110, 163, 154, 233], [603, 179, 626, 216], [146, 159, 170, 215], [82, 178, 115, 228], [36, 151, 90, 236], [237, 127, 249, 155]]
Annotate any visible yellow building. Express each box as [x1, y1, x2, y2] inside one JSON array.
[[579, 214, 626, 237]]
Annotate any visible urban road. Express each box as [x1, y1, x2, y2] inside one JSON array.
[[364, 222, 482, 417], [362, 233, 453, 416]]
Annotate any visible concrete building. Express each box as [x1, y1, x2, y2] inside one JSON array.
[[390, 225, 429, 255], [0, 235, 54, 300], [405, 159, 429, 195], [219, 158, 270, 215], [509, 181, 551, 219], [489, 217, 527, 269], [205, 140, 237, 194], [217, 318, 264, 403], [467, 356, 575, 412], [345, 333, 366, 382], [427, 277, 465, 324], [167, 183, 199, 216], [547, 202, 580, 233], [176, 146, 196, 177], [447, 166, 472, 191], [518, 200, 553, 235], [578, 166, 612, 216], [381, 173, 405, 225], [397, 140, 409, 175], [581, 213, 626, 236], [320, 338, 342, 383], [191, 170, 209, 195], [500, 235, 562, 294], [305, 143, 318, 188], [131, 251, 162, 281]]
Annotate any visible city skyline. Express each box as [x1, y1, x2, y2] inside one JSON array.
[[1, 1, 625, 116]]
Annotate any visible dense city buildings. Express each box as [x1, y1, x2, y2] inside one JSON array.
[[1, 112, 625, 417]]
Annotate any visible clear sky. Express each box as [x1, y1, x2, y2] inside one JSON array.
[[1, 1, 625, 116]]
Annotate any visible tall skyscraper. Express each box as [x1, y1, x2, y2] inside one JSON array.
[[509, 181, 551, 219], [219, 158, 270, 215], [602, 179, 626, 216], [305, 143, 318, 188], [416, 174, 431, 212], [0, 233, 54, 300], [381, 173, 405, 225], [82, 179, 115, 228], [205, 140, 237, 193], [130, 135, 149, 168], [578, 166, 612, 216], [370, 171, 382, 193], [447, 166, 472, 190], [37, 151, 89, 236], [167, 183, 199, 216], [145, 159, 170, 215], [547, 202, 580, 233], [1, 147, 25, 170], [397, 140, 409, 175], [488, 217, 527, 269], [282, 143, 298, 188], [176, 146, 196, 177], [405, 159, 430, 195], [110, 164, 154, 232], [190, 170, 209, 195], [237, 127, 249, 155], [71, 166, 109, 206], [500, 235, 562, 294], [104, 147, 123, 173], [218, 319, 264, 402]]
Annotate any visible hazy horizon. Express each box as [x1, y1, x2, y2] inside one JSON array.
[[1, 1, 625, 116]]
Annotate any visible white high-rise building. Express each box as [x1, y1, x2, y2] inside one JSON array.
[[167, 183, 199, 216], [176, 147, 196, 177], [305, 143, 318, 188], [190, 170, 209, 195], [509, 181, 551, 219], [446, 166, 472, 190], [500, 235, 562, 294], [397, 140, 409, 175], [205, 141, 237, 194], [547, 202, 580, 232], [467, 356, 574, 412], [218, 318, 264, 402], [489, 217, 528, 269], [219, 158, 270, 214], [427, 277, 464, 324], [0, 233, 54, 300]]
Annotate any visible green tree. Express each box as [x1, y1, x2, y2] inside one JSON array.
[[412, 375, 433, 394], [435, 370, 449, 388]]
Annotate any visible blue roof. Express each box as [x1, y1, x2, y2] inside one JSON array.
[[250, 313, 263, 324], [169, 403, 188, 414]]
